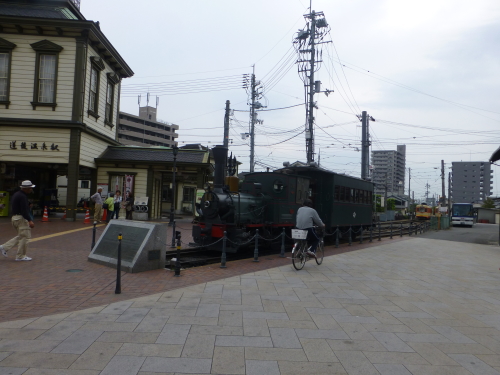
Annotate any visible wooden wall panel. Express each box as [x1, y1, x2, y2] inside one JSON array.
[[0, 127, 70, 164], [2, 34, 76, 120]]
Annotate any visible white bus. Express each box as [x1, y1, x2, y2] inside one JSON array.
[[451, 203, 476, 227]]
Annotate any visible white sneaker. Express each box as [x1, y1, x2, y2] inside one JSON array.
[[307, 250, 316, 258], [0, 245, 6, 257], [15, 256, 32, 261]]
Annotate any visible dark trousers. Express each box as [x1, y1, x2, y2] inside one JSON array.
[[126, 210, 133, 220], [305, 227, 320, 252], [113, 203, 120, 219], [106, 209, 113, 223]]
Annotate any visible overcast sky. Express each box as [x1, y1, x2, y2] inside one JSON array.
[[81, 0, 500, 201]]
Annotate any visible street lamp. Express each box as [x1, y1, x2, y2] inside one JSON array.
[[169, 146, 179, 247]]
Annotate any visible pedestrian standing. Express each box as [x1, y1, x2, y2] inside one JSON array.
[[104, 193, 115, 224], [91, 187, 103, 222], [0, 180, 36, 261], [125, 192, 134, 220], [113, 190, 122, 219]]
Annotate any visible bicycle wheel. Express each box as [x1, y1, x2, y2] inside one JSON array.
[[315, 239, 324, 265], [292, 241, 307, 270]]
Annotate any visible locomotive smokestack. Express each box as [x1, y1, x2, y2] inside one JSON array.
[[212, 145, 228, 192]]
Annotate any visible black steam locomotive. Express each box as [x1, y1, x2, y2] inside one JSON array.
[[192, 145, 374, 252]]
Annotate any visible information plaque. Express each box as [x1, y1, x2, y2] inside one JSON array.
[[88, 220, 167, 273]]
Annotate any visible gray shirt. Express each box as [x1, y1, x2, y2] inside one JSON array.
[[296, 206, 324, 229], [91, 191, 103, 205]]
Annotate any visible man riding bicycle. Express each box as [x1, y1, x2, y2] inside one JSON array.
[[296, 199, 325, 258]]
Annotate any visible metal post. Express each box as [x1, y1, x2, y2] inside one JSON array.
[[170, 220, 176, 248], [378, 222, 381, 241], [348, 226, 352, 246], [220, 231, 227, 268], [169, 146, 179, 227], [91, 221, 97, 250], [335, 227, 339, 248], [174, 231, 181, 276], [400, 223, 403, 237], [409, 222, 412, 236], [359, 226, 363, 244], [115, 232, 122, 294], [253, 229, 259, 262], [390, 222, 393, 239], [369, 225, 373, 242], [279, 228, 286, 258], [415, 223, 418, 235]]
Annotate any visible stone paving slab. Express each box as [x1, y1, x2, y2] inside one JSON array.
[[0, 238, 500, 374]]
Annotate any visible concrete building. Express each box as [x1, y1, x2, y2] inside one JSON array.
[[0, 0, 133, 220], [118, 106, 178, 148], [371, 145, 406, 196], [451, 161, 493, 203]]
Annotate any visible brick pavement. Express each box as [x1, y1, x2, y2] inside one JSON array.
[[0, 237, 499, 374], [0, 216, 410, 323]]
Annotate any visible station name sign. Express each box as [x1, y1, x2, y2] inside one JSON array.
[[9, 141, 59, 151]]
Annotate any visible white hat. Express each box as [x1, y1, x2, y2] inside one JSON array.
[[20, 180, 36, 188]]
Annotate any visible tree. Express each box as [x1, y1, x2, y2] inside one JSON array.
[[387, 198, 396, 211], [482, 197, 495, 208]]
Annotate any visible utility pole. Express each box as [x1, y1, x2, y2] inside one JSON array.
[[223, 100, 230, 148], [306, 11, 317, 164], [294, 10, 330, 163], [384, 172, 388, 212], [361, 111, 372, 180], [248, 67, 263, 173], [448, 172, 451, 213], [249, 69, 256, 172], [408, 167, 411, 209], [441, 160, 446, 207]]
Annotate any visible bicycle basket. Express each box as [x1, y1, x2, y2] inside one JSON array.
[[291, 229, 307, 239]]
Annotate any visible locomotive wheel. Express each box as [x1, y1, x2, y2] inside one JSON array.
[[315, 239, 324, 265], [292, 241, 307, 270]]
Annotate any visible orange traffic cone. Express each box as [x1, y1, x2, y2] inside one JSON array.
[[61, 209, 66, 220], [101, 209, 107, 222], [83, 209, 91, 224], [41, 206, 49, 222]]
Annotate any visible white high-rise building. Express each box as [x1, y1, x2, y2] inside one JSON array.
[[371, 145, 406, 196]]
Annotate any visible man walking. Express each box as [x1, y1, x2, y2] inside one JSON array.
[[0, 180, 36, 261], [91, 187, 103, 223]]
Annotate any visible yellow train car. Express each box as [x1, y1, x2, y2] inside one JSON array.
[[415, 204, 434, 220]]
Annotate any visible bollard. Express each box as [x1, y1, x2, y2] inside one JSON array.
[[348, 226, 352, 246], [335, 227, 339, 248], [390, 222, 393, 239], [220, 231, 227, 268], [115, 232, 122, 294], [378, 222, 381, 241], [253, 229, 259, 262], [360, 226, 363, 244], [91, 221, 97, 250], [174, 231, 181, 276], [420, 223, 423, 234], [170, 220, 176, 248], [400, 223, 403, 237], [369, 225, 373, 242], [415, 223, 418, 235], [409, 222, 412, 236], [279, 228, 286, 258]]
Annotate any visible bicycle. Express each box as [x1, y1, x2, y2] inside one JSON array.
[[291, 228, 324, 270]]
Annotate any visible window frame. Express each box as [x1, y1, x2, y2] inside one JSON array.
[[0, 38, 16, 109], [30, 40, 63, 110], [87, 56, 104, 119], [104, 72, 120, 127], [182, 186, 196, 203]]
